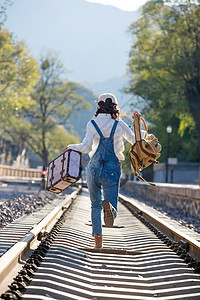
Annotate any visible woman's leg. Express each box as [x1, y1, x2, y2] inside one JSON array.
[[86, 166, 102, 236], [101, 166, 121, 219]]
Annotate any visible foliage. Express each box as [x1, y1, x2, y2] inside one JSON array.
[[121, 141, 132, 173], [0, 0, 91, 167], [69, 85, 95, 139], [0, 28, 39, 124], [0, 27, 90, 167], [47, 126, 78, 160], [3, 116, 79, 163], [16, 53, 89, 168], [127, 0, 200, 161]]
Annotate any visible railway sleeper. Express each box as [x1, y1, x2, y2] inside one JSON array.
[[120, 198, 200, 275], [1, 189, 200, 299]]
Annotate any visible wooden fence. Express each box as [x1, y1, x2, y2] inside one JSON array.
[[0, 165, 41, 178]]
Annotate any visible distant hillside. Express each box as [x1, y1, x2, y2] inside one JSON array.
[[70, 85, 97, 140], [86, 76, 143, 113], [4, 0, 143, 143], [70, 83, 142, 140], [5, 0, 140, 124], [5, 0, 138, 83]]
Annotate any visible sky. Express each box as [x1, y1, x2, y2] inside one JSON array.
[[86, 0, 148, 11]]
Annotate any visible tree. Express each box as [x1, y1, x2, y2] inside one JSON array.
[[0, 28, 39, 122], [0, 26, 39, 166], [8, 53, 90, 170], [127, 0, 200, 161]]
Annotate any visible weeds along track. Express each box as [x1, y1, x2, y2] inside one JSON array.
[[1, 187, 200, 299]]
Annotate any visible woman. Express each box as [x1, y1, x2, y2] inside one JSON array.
[[63, 93, 145, 248]]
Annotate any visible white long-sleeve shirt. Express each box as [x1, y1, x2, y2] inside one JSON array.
[[68, 113, 146, 161]]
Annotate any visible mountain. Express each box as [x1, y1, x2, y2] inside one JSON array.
[[71, 82, 142, 140], [86, 76, 140, 112], [5, 0, 138, 83], [4, 0, 141, 140], [71, 85, 98, 139]]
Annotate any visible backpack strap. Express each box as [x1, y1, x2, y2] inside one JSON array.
[[133, 112, 141, 142], [129, 150, 156, 187], [130, 111, 156, 187], [133, 111, 148, 142], [91, 120, 104, 138], [132, 167, 156, 187], [109, 120, 118, 138]]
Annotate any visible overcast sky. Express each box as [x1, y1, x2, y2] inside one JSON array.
[[86, 0, 148, 11]]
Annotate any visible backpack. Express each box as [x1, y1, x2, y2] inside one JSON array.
[[129, 111, 162, 187]]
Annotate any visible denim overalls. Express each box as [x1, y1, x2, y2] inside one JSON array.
[[86, 119, 121, 236]]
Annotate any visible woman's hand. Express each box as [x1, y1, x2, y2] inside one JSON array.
[[62, 147, 68, 153]]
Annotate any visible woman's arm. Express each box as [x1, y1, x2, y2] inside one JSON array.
[[65, 121, 94, 153]]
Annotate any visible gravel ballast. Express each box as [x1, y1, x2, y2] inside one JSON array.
[[0, 182, 75, 228]]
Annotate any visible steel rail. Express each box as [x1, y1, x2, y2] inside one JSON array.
[[18, 189, 200, 300], [1, 188, 200, 299], [119, 193, 200, 259], [0, 187, 81, 293]]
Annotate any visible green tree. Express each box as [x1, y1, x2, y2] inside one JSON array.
[[3, 116, 79, 163], [0, 28, 39, 122], [127, 0, 200, 161], [0, 26, 39, 165], [8, 53, 90, 170]]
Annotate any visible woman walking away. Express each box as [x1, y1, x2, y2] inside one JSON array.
[[62, 93, 146, 249]]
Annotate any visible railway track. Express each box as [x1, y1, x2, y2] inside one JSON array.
[[0, 187, 200, 299]]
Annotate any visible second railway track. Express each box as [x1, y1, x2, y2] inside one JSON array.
[[1, 187, 200, 299]]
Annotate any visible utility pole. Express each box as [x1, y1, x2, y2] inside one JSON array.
[[165, 125, 172, 183]]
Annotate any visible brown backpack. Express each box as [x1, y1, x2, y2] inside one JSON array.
[[129, 111, 161, 186]]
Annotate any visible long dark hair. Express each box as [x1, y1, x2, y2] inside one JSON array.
[[94, 98, 120, 120]]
